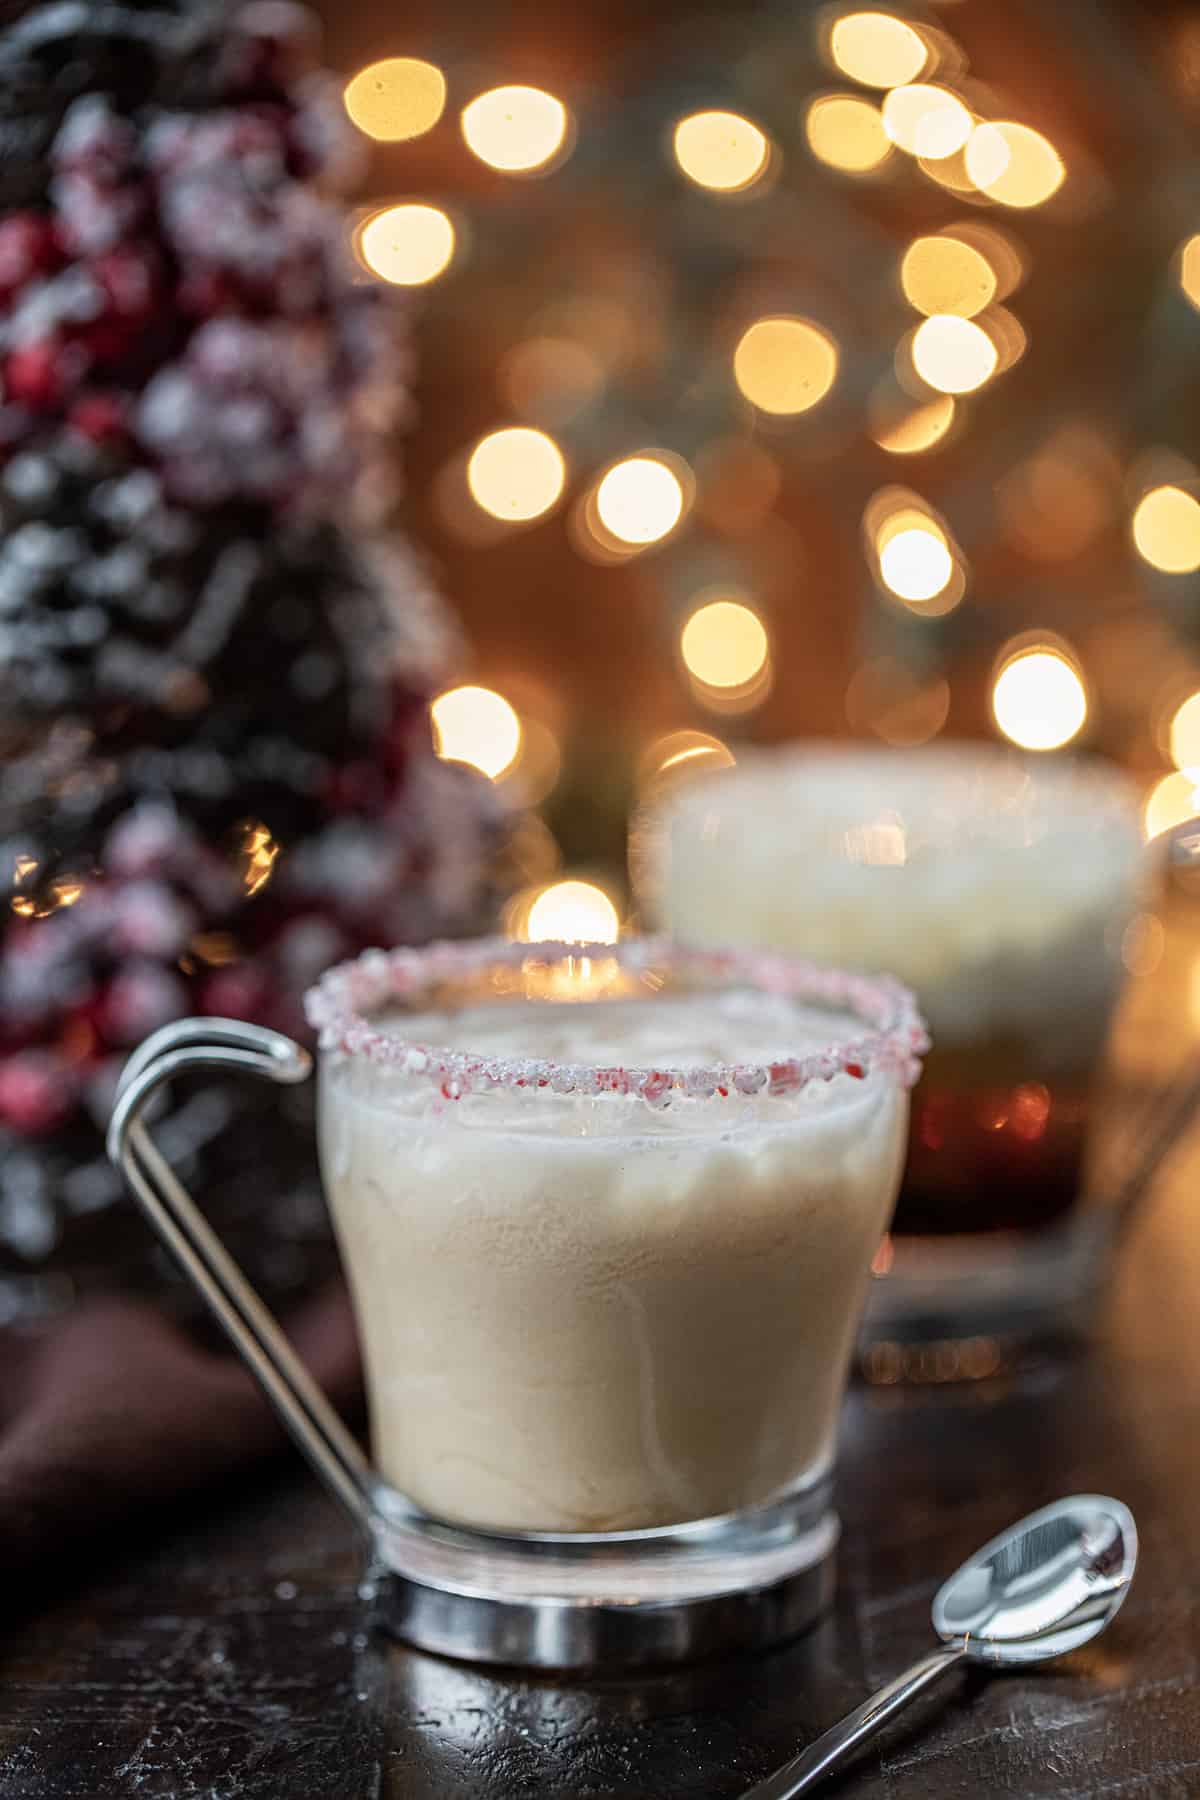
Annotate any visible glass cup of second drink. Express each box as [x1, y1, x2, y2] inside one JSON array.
[[642, 744, 1150, 1365]]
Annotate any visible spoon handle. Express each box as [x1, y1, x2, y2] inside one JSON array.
[[741, 1642, 967, 1799]]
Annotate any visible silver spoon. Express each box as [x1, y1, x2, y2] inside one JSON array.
[[742, 1494, 1137, 1799]]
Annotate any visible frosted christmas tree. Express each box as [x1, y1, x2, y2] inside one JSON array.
[[0, 0, 499, 1300]]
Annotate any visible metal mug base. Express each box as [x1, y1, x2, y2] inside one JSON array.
[[368, 1476, 839, 1670]]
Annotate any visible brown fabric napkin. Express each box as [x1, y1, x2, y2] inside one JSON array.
[[0, 1282, 361, 1595]]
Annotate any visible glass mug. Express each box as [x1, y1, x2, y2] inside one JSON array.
[[641, 744, 1151, 1368], [108, 937, 925, 1668]]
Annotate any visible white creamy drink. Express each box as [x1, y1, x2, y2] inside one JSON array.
[[317, 976, 911, 1533], [650, 744, 1143, 1058], [644, 745, 1147, 1256]]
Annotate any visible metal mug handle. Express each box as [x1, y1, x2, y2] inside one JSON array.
[[107, 1017, 379, 1539]]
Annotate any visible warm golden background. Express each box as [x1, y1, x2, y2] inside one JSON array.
[[317, 0, 1200, 931]]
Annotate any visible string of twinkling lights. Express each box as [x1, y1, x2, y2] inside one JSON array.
[[336, 2, 1200, 931]]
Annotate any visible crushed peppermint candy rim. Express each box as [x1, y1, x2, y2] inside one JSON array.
[[303, 937, 929, 1107]]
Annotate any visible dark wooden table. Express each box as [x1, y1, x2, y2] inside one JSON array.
[[3, 951, 1200, 1797]]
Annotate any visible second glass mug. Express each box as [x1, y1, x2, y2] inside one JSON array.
[[108, 936, 925, 1668], [642, 743, 1153, 1368]]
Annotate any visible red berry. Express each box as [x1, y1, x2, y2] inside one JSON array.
[[200, 966, 270, 1022], [0, 1053, 73, 1136], [0, 213, 61, 304], [177, 268, 244, 318], [5, 341, 66, 411], [94, 244, 160, 315], [68, 391, 129, 445], [79, 320, 133, 365], [80, 244, 163, 363]]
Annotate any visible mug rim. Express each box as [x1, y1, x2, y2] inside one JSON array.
[[658, 739, 1143, 840], [303, 935, 928, 1108]]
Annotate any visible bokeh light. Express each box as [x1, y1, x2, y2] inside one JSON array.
[[466, 427, 566, 521], [673, 111, 770, 192], [433, 451, 522, 548], [991, 646, 1087, 750], [10, 859, 89, 921], [866, 494, 963, 612], [805, 94, 892, 172], [1179, 235, 1200, 311], [1169, 692, 1200, 769], [461, 85, 570, 173], [680, 599, 769, 688], [639, 730, 736, 789], [1132, 485, 1200, 573], [901, 235, 996, 317], [882, 86, 972, 159], [431, 685, 522, 779], [829, 12, 929, 87], [878, 524, 953, 601], [343, 58, 446, 142], [358, 203, 455, 285], [732, 316, 838, 414], [595, 456, 686, 545], [966, 122, 1064, 207], [871, 391, 956, 454], [526, 880, 620, 944], [1145, 770, 1200, 841], [237, 822, 279, 897], [911, 314, 997, 393]]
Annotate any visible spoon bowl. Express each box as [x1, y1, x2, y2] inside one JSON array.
[[933, 1493, 1137, 1665]]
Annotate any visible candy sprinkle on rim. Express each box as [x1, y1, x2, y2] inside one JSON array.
[[303, 937, 928, 1108]]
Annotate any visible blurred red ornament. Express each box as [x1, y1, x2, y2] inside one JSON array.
[[0, 1054, 74, 1136], [5, 340, 65, 410]]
